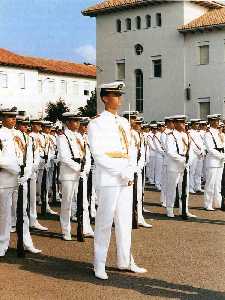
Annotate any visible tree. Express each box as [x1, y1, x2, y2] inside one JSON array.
[[78, 89, 97, 117], [45, 99, 69, 123]]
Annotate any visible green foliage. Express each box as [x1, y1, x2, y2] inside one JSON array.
[[78, 89, 97, 117], [45, 99, 69, 123]]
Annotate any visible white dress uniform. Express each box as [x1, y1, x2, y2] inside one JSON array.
[[0, 126, 20, 256], [11, 129, 39, 251], [165, 129, 190, 217], [204, 127, 225, 210], [153, 131, 164, 191], [57, 128, 82, 239], [160, 128, 172, 207], [88, 110, 135, 273], [146, 130, 156, 184], [189, 128, 205, 193]]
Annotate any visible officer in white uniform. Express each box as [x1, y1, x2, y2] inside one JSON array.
[[204, 114, 225, 210], [88, 81, 147, 280], [153, 122, 165, 191], [165, 115, 196, 218], [57, 112, 83, 241]]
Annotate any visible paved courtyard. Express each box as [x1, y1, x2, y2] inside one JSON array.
[[1, 191, 225, 300]]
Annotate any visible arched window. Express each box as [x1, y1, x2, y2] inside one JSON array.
[[126, 18, 132, 31], [116, 19, 122, 32], [135, 69, 143, 113], [136, 16, 141, 30], [135, 44, 144, 55], [146, 15, 151, 28]]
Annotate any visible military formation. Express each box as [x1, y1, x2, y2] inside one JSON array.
[[0, 81, 225, 280]]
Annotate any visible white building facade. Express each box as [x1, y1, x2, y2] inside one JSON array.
[[83, 0, 225, 120], [0, 49, 96, 117]]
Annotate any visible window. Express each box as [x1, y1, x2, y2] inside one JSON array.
[[146, 15, 151, 28], [84, 82, 90, 96], [116, 62, 125, 80], [135, 44, 144, 56], [116, 19, 122, 32], [18, 73, 25, 89], [153, 59, 162, 78], [38, 80, 42, 94], [0, 73, 8, 88], [47, 79, 55, 94], [136, 16, 141, 30], [199, 99, 210, 119], [72, 81, 79, 95], [61, 80, 67, 95], [156, 13, 162, 26], [125, 18, 131, 31], [199, 45, 209, 65], [135, 69, 143, 113]]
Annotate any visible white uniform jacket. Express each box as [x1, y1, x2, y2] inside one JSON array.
[[88, 110, 134, 187], [0, 127, 20, 188], [166, 130, 188, 172], [189, 129, 205, 162], [57, 128, 83, 181], [153, 132, 164, 158], [204, 128, 225, 168]]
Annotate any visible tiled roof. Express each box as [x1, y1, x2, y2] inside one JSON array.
[[82, 0, 224, 16], [0, 48, 96, 79], [178, 7, 225, 31]]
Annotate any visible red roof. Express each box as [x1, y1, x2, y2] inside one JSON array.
[[82, 0, 224, 16], [178, 7, 225, 31], [0, 48, 96, 79]]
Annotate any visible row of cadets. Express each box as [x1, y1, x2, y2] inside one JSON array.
[[29, 119, 48, 231], [164, 115, 196, 219], [203, 114, 225, 210], [0, 108, 41, 257]]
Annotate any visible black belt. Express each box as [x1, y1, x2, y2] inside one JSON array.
[[72, 158, 82, 164]]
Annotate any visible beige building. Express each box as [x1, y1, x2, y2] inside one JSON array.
[[0, 48, 96, 117], [83, 0, 225, 120]]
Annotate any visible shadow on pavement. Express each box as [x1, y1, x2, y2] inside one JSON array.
[[1, 249, 225, 300]]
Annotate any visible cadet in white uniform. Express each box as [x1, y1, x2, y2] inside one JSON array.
[[189, 119, 205, 194], [165, 115, 196, 219], [153, 122, 165, 191], [146, 123, 157, 185], [204, 114, 225, 210], [57, 112, 83, 241], [88, 82, 147, 280]]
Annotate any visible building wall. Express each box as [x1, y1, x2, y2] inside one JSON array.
[[184, 29, 225, 118], [95, 1, 210, 120], [0, 66, 96, 117]]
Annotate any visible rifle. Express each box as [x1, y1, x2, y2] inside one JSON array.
[[132, 172, 138, 229], [221, 165, 225, 211], [27, 178, 31, 219], [52, 162, 57, 206], [16, 136, 28, 258], [77, 150, 86, 242], [87, 168, 93, 220], [181, 135, 190, 220], [41, 142, 50, 216], [174, 185, 180, 208]]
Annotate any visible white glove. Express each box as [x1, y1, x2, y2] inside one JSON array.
[[80, 171, 87, 178], [17, 176, 27, 186], [121, 167, 134, 182]]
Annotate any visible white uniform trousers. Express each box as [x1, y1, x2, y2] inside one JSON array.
[[11, 184, 34, 249], [189, 157, 203, 192], [137, 172, 145, 224], [29, 172, 38, 227], [60, 180, 79, 236], [160, 164, 167, 206], [204, 167, 223, 209], [148, 155, 156, 184], [155, 155, 163, 190], [90, 185, 97, 218], [166, 170, 190, 212], [94, 185, 133, 269], [0, 188, 14, 254], [71, 176, 93, 235]]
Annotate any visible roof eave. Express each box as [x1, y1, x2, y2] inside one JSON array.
[[178, 23, 225, 33]]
